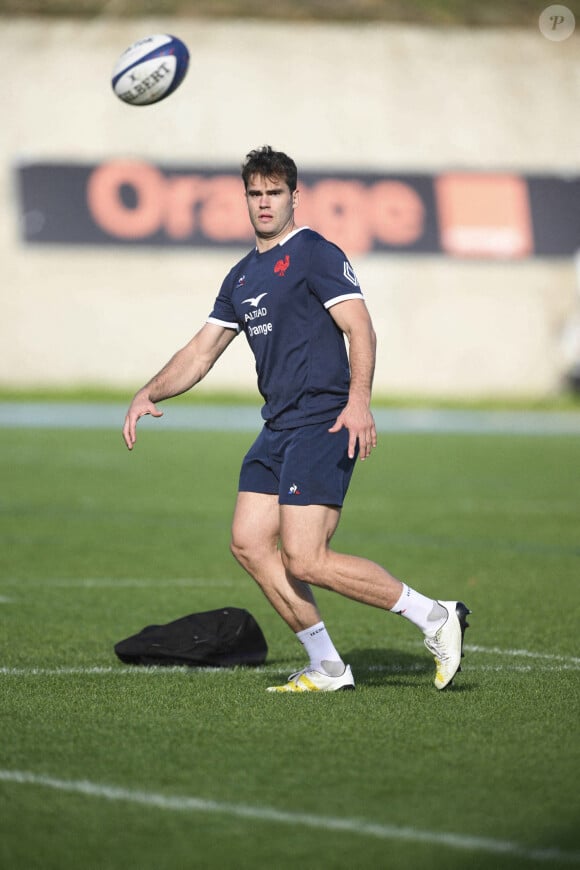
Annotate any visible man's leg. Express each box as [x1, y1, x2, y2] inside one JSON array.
[[279, 503, 404, 608], [231, 491, 352, 690], [230, 491, 321, 632], [278, 503, 470, 690]]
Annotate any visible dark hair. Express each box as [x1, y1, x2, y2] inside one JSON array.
[[241, 145, 298, 192]]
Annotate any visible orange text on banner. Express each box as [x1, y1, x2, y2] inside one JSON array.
[[86, 160, 427, 254]]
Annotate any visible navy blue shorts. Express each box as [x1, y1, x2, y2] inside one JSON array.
[[238, 421, 357, 506]]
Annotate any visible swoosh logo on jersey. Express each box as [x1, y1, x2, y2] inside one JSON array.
[[242, 292, 269, 307]]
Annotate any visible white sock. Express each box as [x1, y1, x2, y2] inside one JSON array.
[[390, 583, 447, 635], [296, 621, 344, 675]]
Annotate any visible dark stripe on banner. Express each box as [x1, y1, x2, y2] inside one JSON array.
[[15, 160, 580, 258]]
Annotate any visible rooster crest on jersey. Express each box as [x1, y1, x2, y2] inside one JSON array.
[[274, 255, 290, 277], [207, 227, 366, 429]]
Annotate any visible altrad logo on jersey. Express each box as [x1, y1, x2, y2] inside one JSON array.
[[241, 291, 272, 338], [274, 255, 290, 277], [245, 307, 268, 322]]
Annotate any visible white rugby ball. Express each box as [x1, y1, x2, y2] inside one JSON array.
[[112, 34, 189, 106]]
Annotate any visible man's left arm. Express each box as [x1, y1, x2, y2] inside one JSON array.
[[328, 299, 378, 461]]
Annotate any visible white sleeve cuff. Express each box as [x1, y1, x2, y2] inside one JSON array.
[[206, 317, 241, 333], [323, 293, 365, 310]]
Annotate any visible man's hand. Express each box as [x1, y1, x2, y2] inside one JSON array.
[[328, 399, 377, 460], [122, 392, 164, 450]]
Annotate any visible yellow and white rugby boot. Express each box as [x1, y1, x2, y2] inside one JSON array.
[[424, 600, 471, 690], [267, 663, 355, 692]]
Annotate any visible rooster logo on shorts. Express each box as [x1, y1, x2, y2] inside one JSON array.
[[288, 483, 301, 496]]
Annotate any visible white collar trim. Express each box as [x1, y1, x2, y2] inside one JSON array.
[[254, 226, 309, 252], [279, 226, 310, 246]]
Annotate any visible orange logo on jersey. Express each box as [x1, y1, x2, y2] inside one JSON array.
[[274, 255, 290, 277]]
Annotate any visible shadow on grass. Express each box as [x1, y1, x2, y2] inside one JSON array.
[[112, 651, 475, 692], [343, 647, 474, 692]]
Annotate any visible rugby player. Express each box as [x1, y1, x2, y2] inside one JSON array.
[[123, 146, 470, 692]]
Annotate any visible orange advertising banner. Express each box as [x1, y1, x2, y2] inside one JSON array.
[[15, 160, 580, 258]]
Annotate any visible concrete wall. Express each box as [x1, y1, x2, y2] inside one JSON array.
[[2, 17, 579, 397]]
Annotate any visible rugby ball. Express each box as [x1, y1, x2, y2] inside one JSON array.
[[112, 34, 189, 106]]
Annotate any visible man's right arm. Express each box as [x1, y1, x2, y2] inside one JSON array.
[[122, 322, 237, 450]]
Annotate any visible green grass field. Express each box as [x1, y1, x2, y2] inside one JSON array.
[[1, 423, 579, 869]]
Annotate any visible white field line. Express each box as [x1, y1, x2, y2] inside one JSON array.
[[0, 769, 577, 865], [0, 578, 237, 588], [0, 641, 578, 677], [1, 658, 579, 678], [465, 644, 580, 664], [0, 666, 233, 676]]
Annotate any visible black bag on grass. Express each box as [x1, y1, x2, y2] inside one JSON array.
[[114, 607, 268, 667]]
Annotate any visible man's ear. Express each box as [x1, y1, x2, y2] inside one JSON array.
[[292, 188, 300, 209]]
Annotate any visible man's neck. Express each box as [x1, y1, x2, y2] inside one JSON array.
[[255, 220, 297, 253]]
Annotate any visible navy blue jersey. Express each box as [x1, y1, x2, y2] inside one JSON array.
[[207, 227, 365, 429]]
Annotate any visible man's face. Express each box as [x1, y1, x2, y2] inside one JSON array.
[[245, 173, 298, 244]]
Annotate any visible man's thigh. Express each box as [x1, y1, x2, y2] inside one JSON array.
[[279, 503, 342, 562], [232, 491, 280, 549]]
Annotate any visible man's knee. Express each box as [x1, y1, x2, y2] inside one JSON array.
[[231, 528, 276, 572], [231, 492, 280, 571], [281, 548, 327, 588], [230, 532, 252, 569]]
